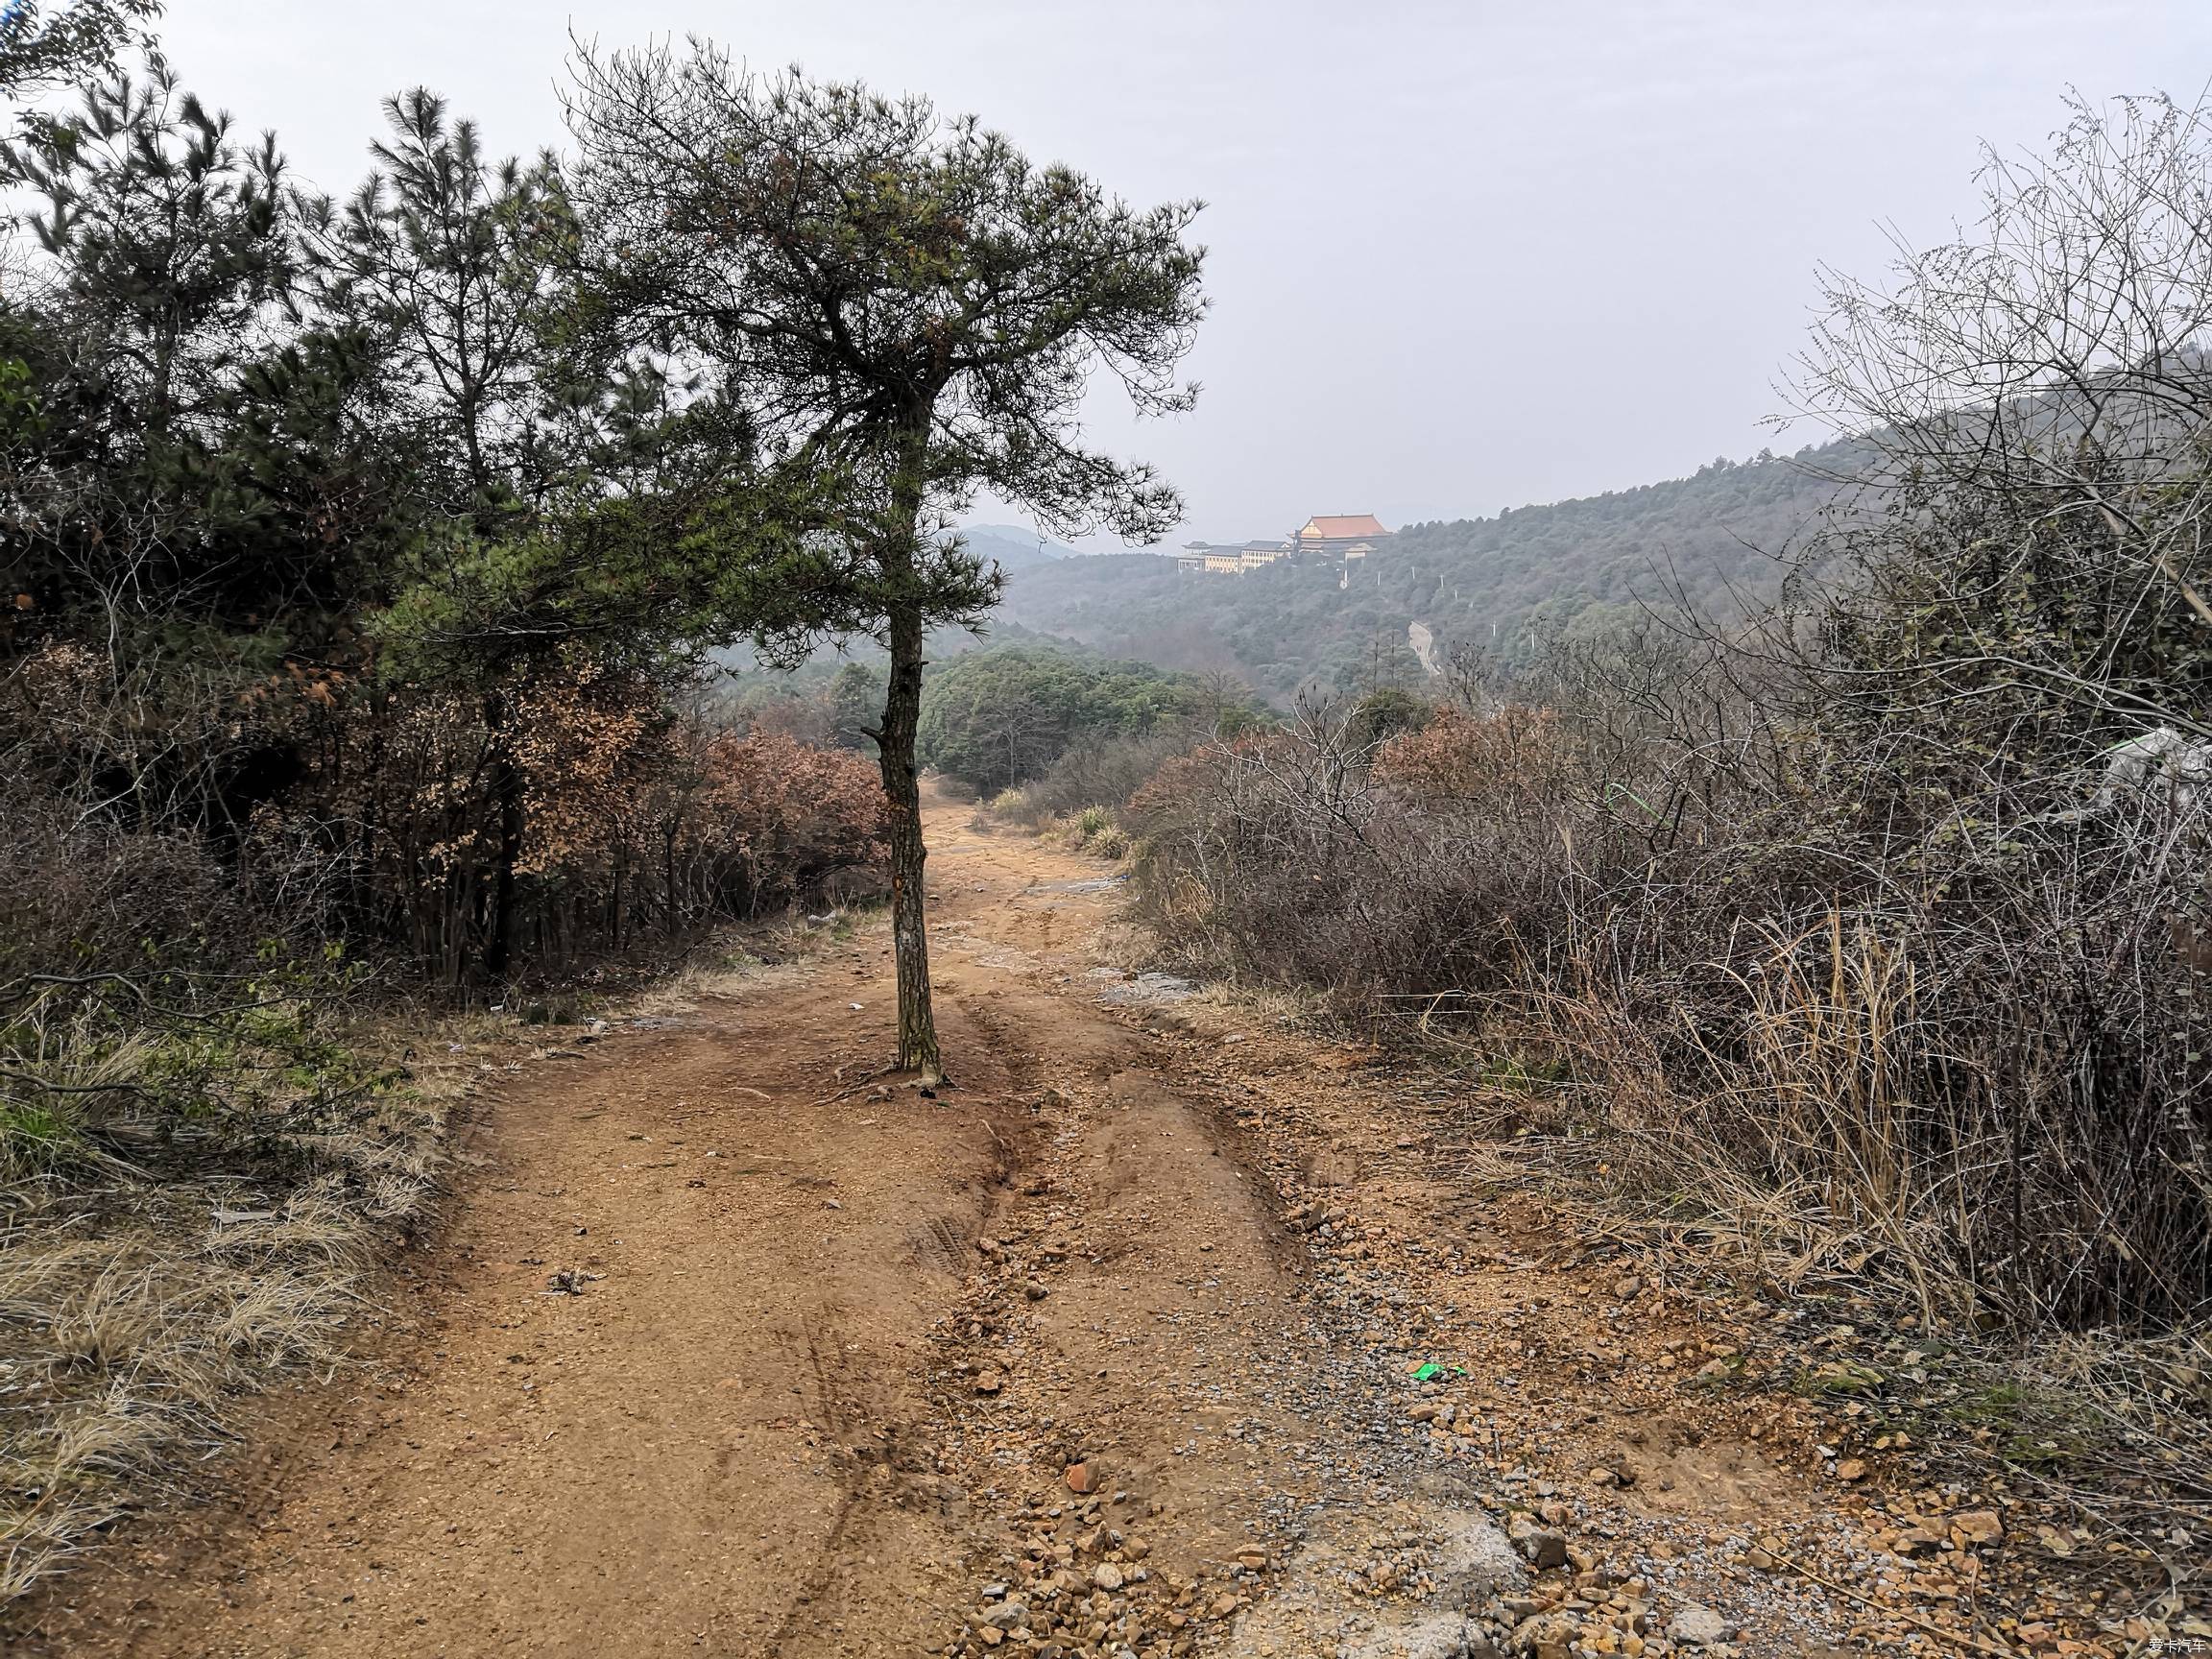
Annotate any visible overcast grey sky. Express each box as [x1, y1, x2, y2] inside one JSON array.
[[160, 1, 2212, 544]]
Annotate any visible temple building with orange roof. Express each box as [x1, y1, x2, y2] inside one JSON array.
[[1294, 513, 1394, 559], [1175, 515, 1393, 575]]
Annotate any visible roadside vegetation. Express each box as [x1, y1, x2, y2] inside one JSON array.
[[1000, 93, 2212, 1583]]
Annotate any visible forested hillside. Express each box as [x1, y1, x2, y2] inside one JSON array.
[[997, 441, 1861, 702]]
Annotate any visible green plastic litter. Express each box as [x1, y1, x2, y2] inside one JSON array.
[[1410, 1362, 1442, 1382]]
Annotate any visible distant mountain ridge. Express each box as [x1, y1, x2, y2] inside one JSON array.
[[960, 522, 1076, 569]]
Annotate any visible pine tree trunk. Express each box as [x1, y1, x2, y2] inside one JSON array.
[[665, 816, 681, 937], [483, 689, 525, 983], [878, 599, 940, 1084]]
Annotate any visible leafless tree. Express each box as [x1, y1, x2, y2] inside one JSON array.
[[1783, 90, 2212, 749]]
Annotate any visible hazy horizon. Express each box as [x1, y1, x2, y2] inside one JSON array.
[[153, 1, 2212, 544]]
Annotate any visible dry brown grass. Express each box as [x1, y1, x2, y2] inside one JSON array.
[[0, 1020, 464, 1605], [628, 916, 842, 1020], [1388, 1000, 2212, 1549]]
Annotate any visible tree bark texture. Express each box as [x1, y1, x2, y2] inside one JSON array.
[[877, 597, 939, 1083]]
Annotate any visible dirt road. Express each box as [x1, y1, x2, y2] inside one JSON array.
[[10, 802, 2082, 1659], [12, 805, 1467, 1659]]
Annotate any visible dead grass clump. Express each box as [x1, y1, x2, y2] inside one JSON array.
[[992, 732, 1201, 830], [1036, 805, 1132, 861], [0, 1013, 451, 1606]]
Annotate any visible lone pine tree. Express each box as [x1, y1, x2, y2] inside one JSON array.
[[566, 43, 1206, 1083]]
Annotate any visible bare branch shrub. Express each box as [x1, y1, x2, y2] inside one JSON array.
[[1131, 92, 2212, 1343]]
